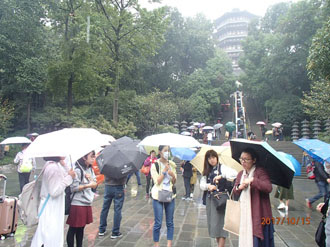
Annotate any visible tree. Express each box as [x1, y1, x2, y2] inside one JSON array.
[[303, 17, 330, 120], [0, 0, 48, 131], [0, 99, 14, 138], [94, 0, 168, 124], [44, 0, 102, 115], [240, 0, 323, 123], [140, 10, 216, 92]]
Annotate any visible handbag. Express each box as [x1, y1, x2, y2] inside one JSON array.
[[211, 190, 229, 210], [158, 190, 172, 203], [140, 165, 150, 176], [223, 189, 240, 235], [315, 216, 326, 247]]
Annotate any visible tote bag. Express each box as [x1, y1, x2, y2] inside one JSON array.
[[223, 190, 240, 235]]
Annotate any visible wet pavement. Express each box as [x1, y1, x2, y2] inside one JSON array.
[[0, 170, 324, 247]]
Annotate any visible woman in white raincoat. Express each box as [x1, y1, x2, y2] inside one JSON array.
[[31, 157, 75, 247]]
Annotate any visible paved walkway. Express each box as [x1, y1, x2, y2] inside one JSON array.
[[0, 174, 323, 247]]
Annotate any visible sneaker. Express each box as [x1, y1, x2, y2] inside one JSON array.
[[98, 231, 106, 236], [190, 193, 193, 198], [187, 197, 194, 201], [111, 232, 123, 239], [306, 199, 312, 209], [182, 197, 187, 200], [277, 202, 285, 210]]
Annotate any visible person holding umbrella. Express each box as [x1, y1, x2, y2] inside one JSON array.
[[233, 148, 274, 247], [200, 149, 236, 247], [151, 145, 177, 247], [66, 151, 98, 247], [14, 143, 35, 192], [31, 157, 76, 247]]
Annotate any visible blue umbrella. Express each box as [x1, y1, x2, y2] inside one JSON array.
[[171, 147, 196, 161], [277, 151, 301, 176], [293, 139, 330, 163], [230, 139, 295, 188]]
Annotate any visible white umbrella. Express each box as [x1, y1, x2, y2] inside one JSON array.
[[102, 134, 116, 143], [180, 131, 191, 136], [193, 122, 200, 126], [213, 123, 223, 129], [256, 121, 266, 125], [0, 137, 31, 145], [272, 122, 282, 128], [202, 126, 214, 131], [187, 125, 195, 130], [24, 128, 108, 163], [137, 132, 201, 148]]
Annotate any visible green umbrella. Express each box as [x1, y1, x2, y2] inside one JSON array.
[[225, 121, 236, 132]]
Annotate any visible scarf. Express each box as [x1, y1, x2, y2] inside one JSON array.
[[239, 165, 256, 247]]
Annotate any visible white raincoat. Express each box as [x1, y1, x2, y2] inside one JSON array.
[[31, 161, 73, 247]]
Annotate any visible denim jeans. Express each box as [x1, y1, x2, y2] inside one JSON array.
[[126, 171, 141, 185], [99, 185, 125, 234], [309, 181, 329, 204], [152, 199, 175, 242]]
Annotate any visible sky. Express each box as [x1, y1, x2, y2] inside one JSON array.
[[140, 0, 295, 20]]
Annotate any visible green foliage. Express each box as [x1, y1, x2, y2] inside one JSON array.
[[156, 125, 179, 134], [0, 99, 15, 137], [265, 95, 304, 134], [240, 0, 325, 127], [303, 17, 330, 121], [302, 80, 330, 120]]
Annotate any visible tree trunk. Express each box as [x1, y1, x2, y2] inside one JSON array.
[[112, 62, 120, 125], [67, 73, 74, 115], [27, 97, 31, 133]]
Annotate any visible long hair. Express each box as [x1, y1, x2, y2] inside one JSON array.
[[203, 150, 218, 176], [76, 151, 95, 169]]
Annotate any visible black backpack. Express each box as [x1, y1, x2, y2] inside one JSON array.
[[64, 164, 84, 215]]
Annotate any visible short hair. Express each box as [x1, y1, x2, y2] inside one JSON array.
[[43, 157, 61, 162], [150, 150, 156, 155], [241, 147, 259, 163]]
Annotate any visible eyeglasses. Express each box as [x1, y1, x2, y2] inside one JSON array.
[[239, 158, 252, 163]]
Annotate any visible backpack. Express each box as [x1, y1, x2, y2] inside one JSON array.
[[64, 164, 84, 215], [17, 164, 48, 226], [150, 162, 176, 199], [306, 162, 315, 179], [20, 158, 33, 173]]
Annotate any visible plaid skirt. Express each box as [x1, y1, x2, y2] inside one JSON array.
[[66, 205, 93, 227]]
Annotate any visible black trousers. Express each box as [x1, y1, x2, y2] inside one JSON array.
[[183, 176, 191, 198], [67, 226, 85, 247], [18, 172, 30, 192], [146, 173, 151, 194]]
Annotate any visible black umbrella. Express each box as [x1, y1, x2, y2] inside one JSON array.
[[97, 137, 148, 179], [230, 139, 295, 189]]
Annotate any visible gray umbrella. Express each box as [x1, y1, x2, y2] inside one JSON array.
[[96, 137, 148, 179]]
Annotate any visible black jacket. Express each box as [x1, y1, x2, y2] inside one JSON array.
[[314, 161, 329, 183], [182, 161, 193, 178]]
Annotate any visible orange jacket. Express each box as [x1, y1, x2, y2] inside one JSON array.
[[92, 158, 104, 184]]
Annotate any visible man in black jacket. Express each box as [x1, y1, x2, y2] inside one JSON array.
[[306, 160, 330, 209]]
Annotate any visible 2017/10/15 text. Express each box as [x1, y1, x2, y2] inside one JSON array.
[[261, 217, 310, 225]]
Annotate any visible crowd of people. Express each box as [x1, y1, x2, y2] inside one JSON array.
[[5, 131, 330, 247]]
